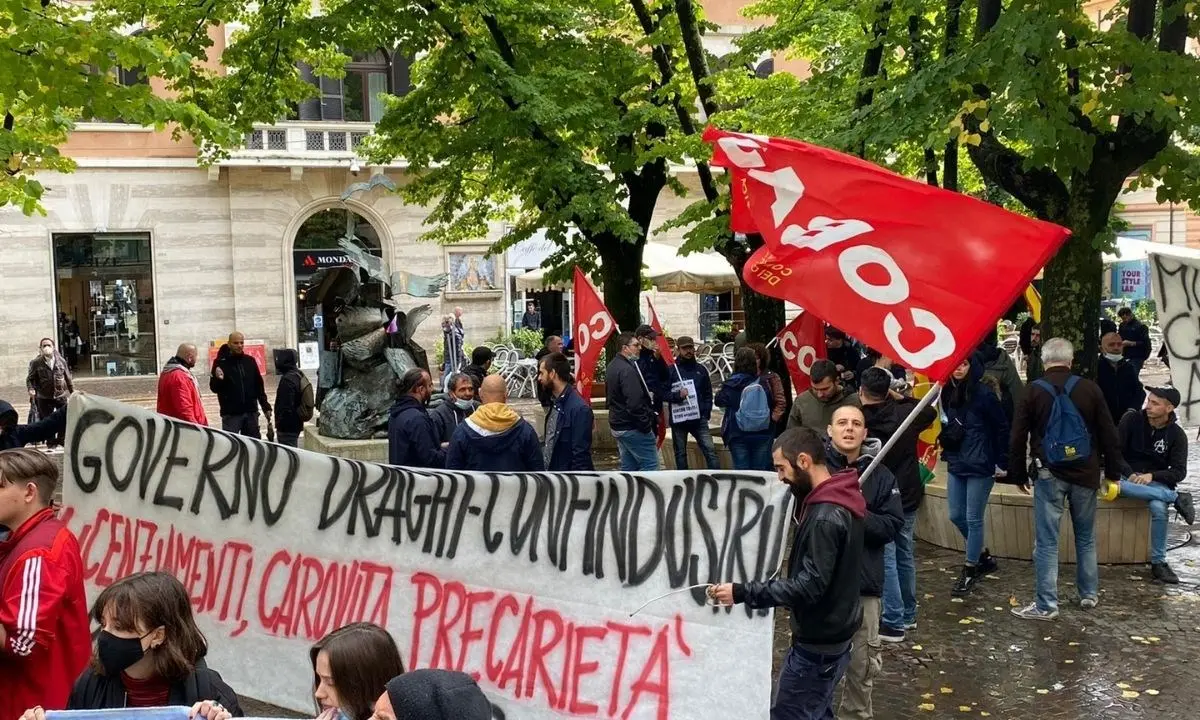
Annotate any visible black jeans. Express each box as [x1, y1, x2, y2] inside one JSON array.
[[221, 412, 261, 439]]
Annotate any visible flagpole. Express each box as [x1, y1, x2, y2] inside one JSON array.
[[858, 382, 943, 487]]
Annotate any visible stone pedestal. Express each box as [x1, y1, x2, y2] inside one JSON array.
[[301, 423, 388, 463]]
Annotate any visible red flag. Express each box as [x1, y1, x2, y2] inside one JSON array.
[[646, 298, 673, 447], [776, 311, 827, 394], [705, 128, 1071, 382], [572, 267, 617, 406]]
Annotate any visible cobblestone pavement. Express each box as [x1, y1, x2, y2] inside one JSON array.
[[13, 371, 1200, 718]]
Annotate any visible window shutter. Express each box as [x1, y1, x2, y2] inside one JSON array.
[[389, 51, 412, 96], [297, 62, 322, 120]]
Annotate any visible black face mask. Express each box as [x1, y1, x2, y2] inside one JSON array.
[[97, 630, 149, 676]]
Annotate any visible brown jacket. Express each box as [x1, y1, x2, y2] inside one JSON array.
[[1008, 366, 1123, 489]]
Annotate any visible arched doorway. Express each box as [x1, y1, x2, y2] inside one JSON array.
[[292, 208, 384, 356]]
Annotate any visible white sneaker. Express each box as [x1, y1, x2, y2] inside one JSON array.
[[1011, 602, 1059, 621], [1080, 597, 1098, 609]]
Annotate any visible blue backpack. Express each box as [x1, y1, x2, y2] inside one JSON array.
[[1033, 376, 1091, 468], [735, 379, 772, 432]]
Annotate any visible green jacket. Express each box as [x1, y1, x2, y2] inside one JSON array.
[[786, 385, 861, 436]]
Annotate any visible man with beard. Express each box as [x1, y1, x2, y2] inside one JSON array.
[[824, 405, 903, 719], [156, 343, 208, 426], [711, 427, 865, 720]]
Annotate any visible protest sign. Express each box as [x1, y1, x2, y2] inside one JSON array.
[[62, 394, 790, 719], [670, 380, 701, 424], [1149, 245, 1200, 422]]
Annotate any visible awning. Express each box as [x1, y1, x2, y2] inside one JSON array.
[[1103, 236, 1156, 264], [515, 242, 738, 293]]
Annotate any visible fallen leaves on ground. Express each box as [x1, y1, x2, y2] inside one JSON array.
[[940, 687, 954, 695], [1146, 689, 1160, 696], [918, 703, 936, 712], [1008, 596, 1019, 607], [1122, 690, 1141, 699], [912, 645, 924, 651]]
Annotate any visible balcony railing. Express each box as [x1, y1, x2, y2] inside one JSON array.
[[231, 121, 375, 159]]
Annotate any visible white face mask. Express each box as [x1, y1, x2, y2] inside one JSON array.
[[41, 346, 54, 357], [1104, 352, 1124, 363]]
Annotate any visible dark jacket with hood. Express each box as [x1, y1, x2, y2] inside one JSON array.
[[1120, 317, 1152, 361], [862, 396, 937, 513], [446, 403, 544, 472], [973, 342, 1024, 423], [1118, 409, 1188, 489], [1097, 355, 1145, 424], [941, 358, 1010, 478], [606, 353, 656, 434], [825, 437, 903, 596], [733, 468, 866, 649], [0, 400, 66, 451], [385, 669, 493, 720], [545, 384, 595, 471], [209, 345, 271, 418], [715, 372, 774, 443], [388, 395, 445, 468], [68, 659, 243, 714], [668, 356, 714, 423], [430, 397, 477, 444], [273, 349, 314, 434]]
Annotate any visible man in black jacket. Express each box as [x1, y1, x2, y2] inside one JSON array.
[[388, 369, 445, 468], [712, 427, 865, 720], [1118, 307, 1152, 374], [1098, 331, 1145, 423], [858, 367, 937, 642], [534, 335, 563, 409], [209, 332, 272, 438], [462, 346, 493, 401], [824, 406, 903, 720], [1116, 386, 1194, 584], [0, 400, 66, 451], [606, 332, 660, 471]]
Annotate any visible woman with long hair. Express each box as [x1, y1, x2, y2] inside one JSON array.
[[311, 623, 406, 720], [939, 358, 1010, 597], [20, 572, 240, 720]]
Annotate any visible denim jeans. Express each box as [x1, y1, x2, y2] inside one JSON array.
[[729, 434, 773, 471], [613, 430, 661, 472], [772, 645, 851, 720], [882, 510, 918, 629], [1033, 470, 1099, 612], [1119, 479, 1177, 564], [671, 420, 720, 469], [946, 473, 994, 564], [276, 431, 300, 448]]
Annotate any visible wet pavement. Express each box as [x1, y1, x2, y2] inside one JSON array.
[[13, 371, 1200, 717]]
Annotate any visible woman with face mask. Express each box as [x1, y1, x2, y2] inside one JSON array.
[[311, 623, 406, 720], [19, 572, 241, 720]]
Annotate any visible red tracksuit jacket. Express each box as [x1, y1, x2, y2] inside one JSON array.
[[0, 507, 92, 720]]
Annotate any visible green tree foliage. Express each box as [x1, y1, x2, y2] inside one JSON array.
[[719, 0, 1199, 373], [0, 0, 236, 213]]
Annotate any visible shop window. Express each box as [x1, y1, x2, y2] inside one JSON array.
[[53, 233, 156, 377]]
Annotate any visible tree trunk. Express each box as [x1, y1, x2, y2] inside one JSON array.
[[1039, 228, 1103, 378], [740, 274, 786, 343], [595, 234, 646, 337]]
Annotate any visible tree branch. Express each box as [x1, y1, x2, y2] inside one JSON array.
[[673, 0, 718, 121], [906, 14, 939, 186]]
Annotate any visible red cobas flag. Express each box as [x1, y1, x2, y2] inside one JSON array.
[[777, 311, 827, 394], [573, 267, 616, 406], [705, 128, 1071, 382], [646, 298, 672, 448]]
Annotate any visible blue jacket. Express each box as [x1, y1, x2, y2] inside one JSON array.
[[715, 373, 773, 442], [388, 396, 446, 468], [941, 360, 1010, 477], [446, 403, 545, 472], [669, 357, 713, 424], [545, 385, 595, 471]]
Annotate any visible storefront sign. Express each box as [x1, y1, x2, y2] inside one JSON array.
[[298, 341, 320, 370], [505, 230, 557, 270], [1112, 259, 1150, 300], [63, 394, 788, 720], [207, 339, 268, 375], [293, 250, 354, 277]]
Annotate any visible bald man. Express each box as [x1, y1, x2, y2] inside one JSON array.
[[1097, 331, 1144, 424], [446, 375, 544, 472], [157, 343, 208, 426], [210, 331, 271, 438]]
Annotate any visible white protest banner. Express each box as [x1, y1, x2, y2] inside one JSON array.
[[63, 394, 790, 720], [669, 380, 701, 424], [1149, 245, 1200, 422]]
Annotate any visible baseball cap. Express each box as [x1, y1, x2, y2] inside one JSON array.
[[635, 324, 658, 339], [676, 335, 695, 348], [1147, 386, 1181, 407]]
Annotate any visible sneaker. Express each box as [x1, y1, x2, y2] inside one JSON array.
[[1152, 562, 1180, 584], [1175, 492, 1195, 526], [879, 625, 906, 644], [903, 621, 918, 631], [977, 549, 999, 576], [952, 565, 980, 596], [1080, 596, 1099, 609], [1011, 602, 1059, 621]]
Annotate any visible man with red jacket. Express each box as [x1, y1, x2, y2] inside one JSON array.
[[157, 343, 209, 425], [0, 448, 91, 720]]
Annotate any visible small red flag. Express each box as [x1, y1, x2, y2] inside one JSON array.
[[647, 298, 673, 448], [776, 311, 827, 394], [705, 127, 1071, 382], [572, 267, 617, 406]]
